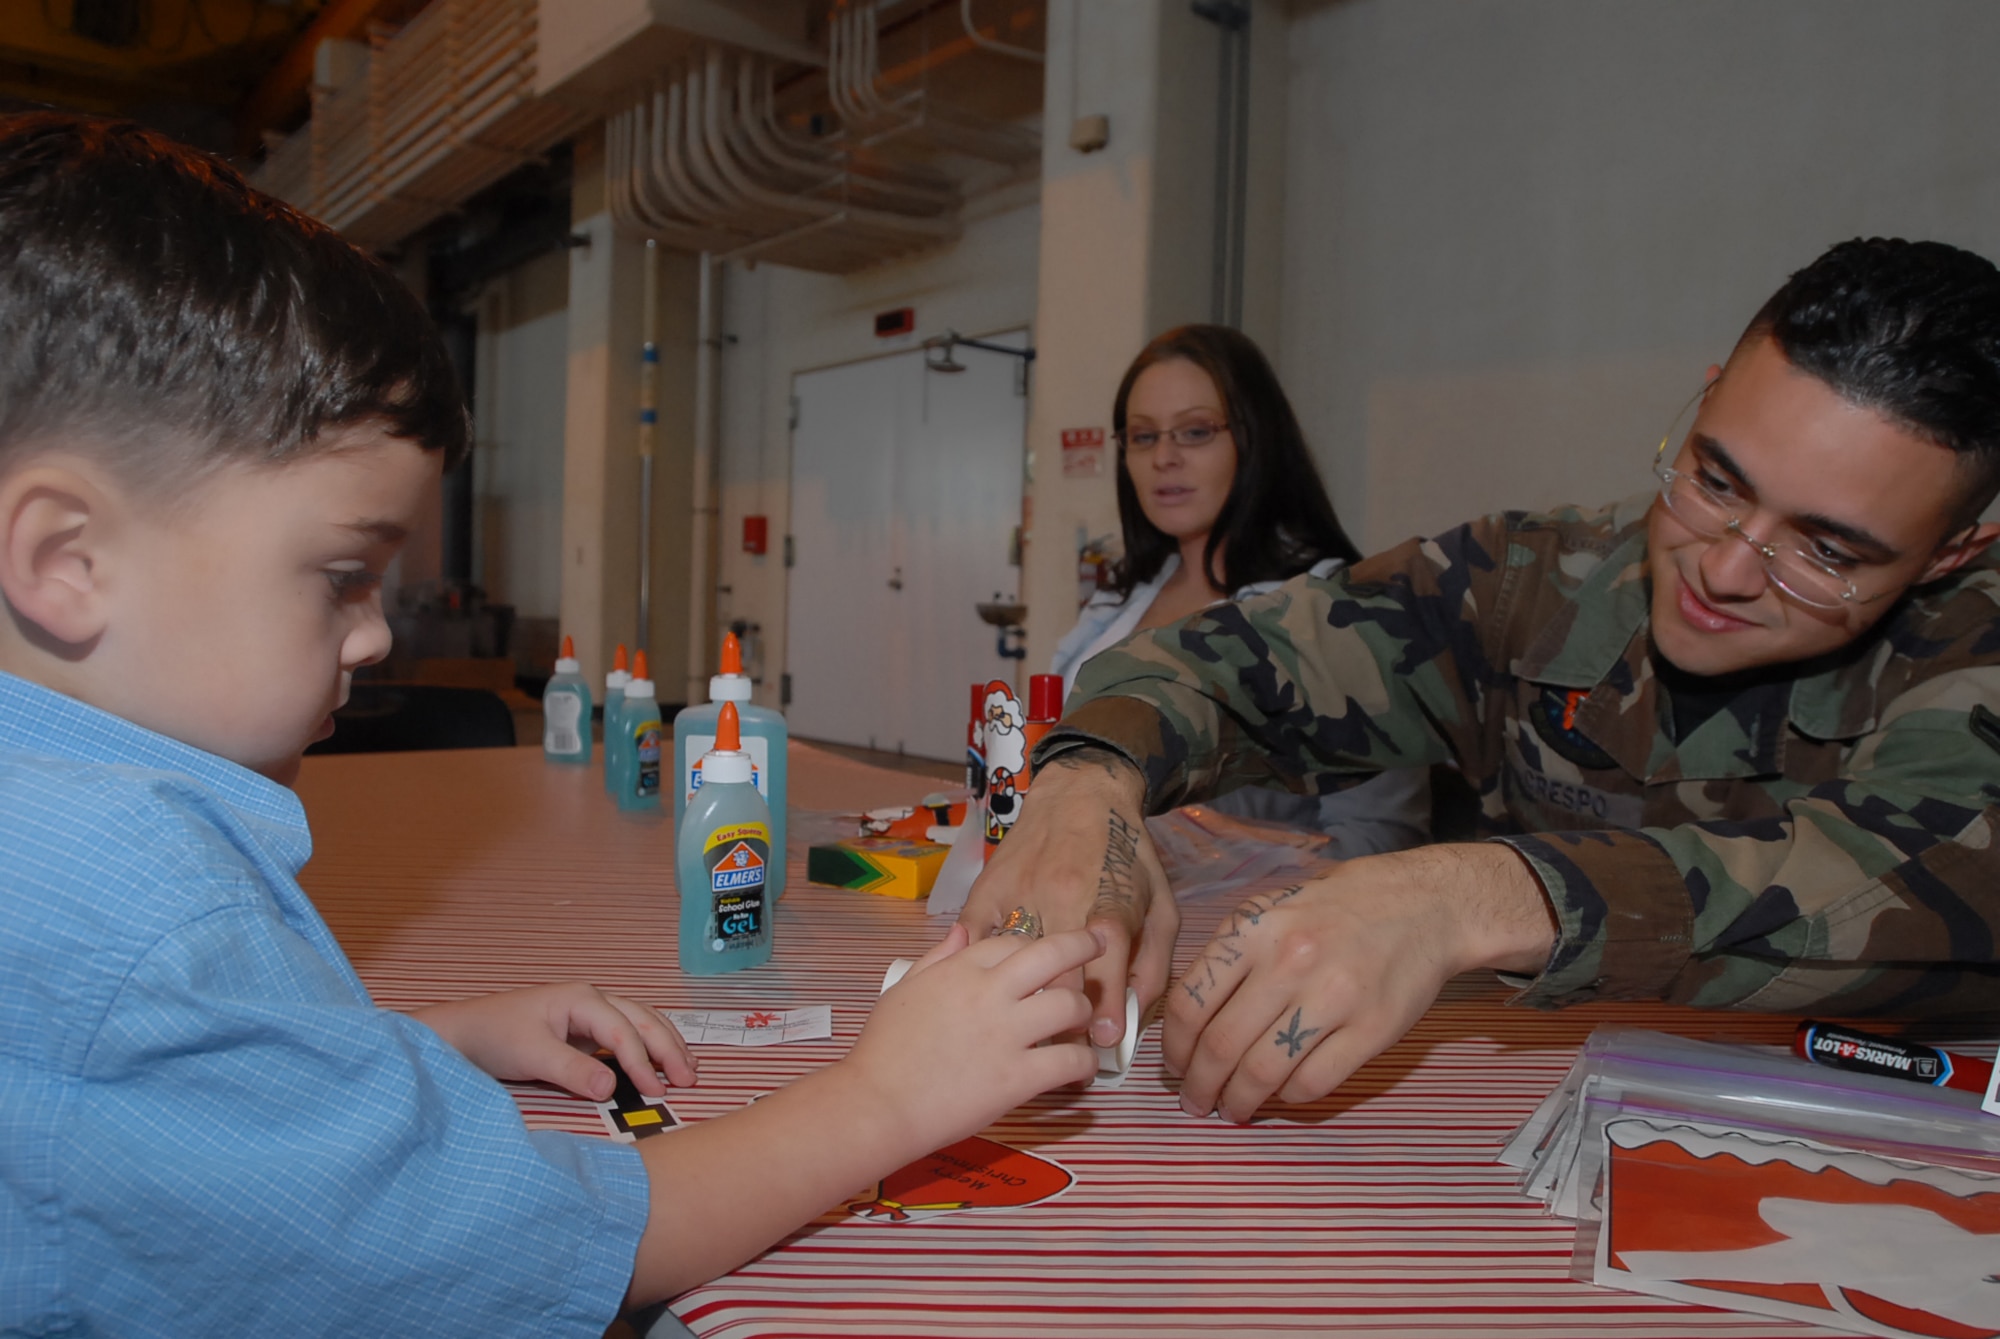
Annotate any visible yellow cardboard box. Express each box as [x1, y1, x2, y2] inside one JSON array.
[[806, 838, 950, 900]]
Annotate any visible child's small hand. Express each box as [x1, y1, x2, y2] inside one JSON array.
[[843, 925, 1104, 1152], [411, 983, 696, 1102]]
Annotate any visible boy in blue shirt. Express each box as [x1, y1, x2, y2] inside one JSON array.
[[0, 114, 1103, 1336]]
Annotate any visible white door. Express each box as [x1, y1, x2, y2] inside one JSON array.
[[786, 333, 1028, 759]]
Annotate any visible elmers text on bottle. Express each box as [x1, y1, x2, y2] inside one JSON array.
[[702, 823, 767, 950]]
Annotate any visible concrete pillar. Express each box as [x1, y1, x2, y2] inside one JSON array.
[[1021, 0, 1287, 673], [558, 127, 699, 702]]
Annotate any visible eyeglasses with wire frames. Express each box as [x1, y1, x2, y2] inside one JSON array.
[[1652, 384, 1894, 611], [1115, 420, 1233, 453]]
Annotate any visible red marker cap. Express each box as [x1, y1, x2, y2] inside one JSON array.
[[1028, 673, 1064, 723]]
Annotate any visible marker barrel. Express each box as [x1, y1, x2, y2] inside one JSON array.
[[1793, 1020, 1993, 1096]]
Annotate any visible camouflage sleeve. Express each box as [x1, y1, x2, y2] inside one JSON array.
[[1503, 668, 2000, 1016], [1040, 519, 1509, 808]]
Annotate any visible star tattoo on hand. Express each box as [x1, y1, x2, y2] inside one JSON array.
[[1273, 1007, 1321, 1058]]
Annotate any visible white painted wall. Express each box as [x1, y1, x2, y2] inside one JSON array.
[[473, 247, 569, 621], [1017, 0, 1295, 674], [1279, 0, 2000, 554], [711, 191, 1042, 711]]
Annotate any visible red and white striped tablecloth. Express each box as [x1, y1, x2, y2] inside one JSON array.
[[295, 744, 1840, 1339]]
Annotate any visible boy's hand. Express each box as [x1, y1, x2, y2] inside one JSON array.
[[845, 924, 1105, 1152], [411, 983, 697, 1102]]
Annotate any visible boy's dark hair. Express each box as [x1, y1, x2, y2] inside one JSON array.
[[1109, 323, 1361, 597], [1747, 237, 2000, 525], [0, 113, 467, 487]]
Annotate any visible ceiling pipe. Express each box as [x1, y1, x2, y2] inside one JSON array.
[[610, 44, 961, 270], [961, 0, 1044, 62]]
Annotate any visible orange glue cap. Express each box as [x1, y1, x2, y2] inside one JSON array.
[[718, 700, 741, 751], [613, 644, 629, 672], [628, 650, 652, 692], [561, 634, 575, 659], [710, 632, 752, 702]]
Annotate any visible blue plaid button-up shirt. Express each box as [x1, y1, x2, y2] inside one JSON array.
[[0, 672, 648, 1337]]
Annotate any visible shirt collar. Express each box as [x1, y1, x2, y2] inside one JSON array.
[[1512, 493, 1656, 689], [0, 670, 311, 867]]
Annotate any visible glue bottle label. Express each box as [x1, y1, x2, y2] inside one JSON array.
[[703, 822, 769, 950], [544, 691, 584, 755], [634, 718, 663, 797]]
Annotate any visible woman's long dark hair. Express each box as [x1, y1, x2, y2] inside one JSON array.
[[1109, 324, 1360, 597]]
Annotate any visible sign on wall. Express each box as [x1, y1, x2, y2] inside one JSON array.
[[1061, 427, 1106, 478]]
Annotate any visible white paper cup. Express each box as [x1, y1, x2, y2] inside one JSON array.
[[1093, 987, 1141, 1081], [881, 957, 916, 993]]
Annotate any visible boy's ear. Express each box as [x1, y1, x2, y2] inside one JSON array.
[[0, 461, 119, 649], [1920, 520, 2000, 584]]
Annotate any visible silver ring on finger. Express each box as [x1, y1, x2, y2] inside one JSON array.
[[996, 905, 1043, 940]]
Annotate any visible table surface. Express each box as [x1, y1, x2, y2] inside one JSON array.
[[294, 743, 1838, 1339]]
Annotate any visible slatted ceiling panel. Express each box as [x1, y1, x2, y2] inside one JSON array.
[[293, 745, 1833, 1339], [254, 0, 585, 250]]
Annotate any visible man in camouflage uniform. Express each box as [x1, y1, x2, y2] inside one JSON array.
[[964, 238, 2000, 1123]]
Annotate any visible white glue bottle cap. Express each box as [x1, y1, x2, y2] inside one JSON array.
[[554, 634, 580, 676], [701, 702, 754, 785], [709, 631, 753, 703]]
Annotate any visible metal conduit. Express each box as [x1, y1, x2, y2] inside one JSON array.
[[606, 43, 973, 274]]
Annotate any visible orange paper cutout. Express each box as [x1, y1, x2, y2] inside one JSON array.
[[847, 1135, 1073, 1224], [1606, 1133, 2000, 1338]]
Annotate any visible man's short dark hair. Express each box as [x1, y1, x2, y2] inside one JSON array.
[[0, 113, 467, 489], [1746, 237, 2000, 524]]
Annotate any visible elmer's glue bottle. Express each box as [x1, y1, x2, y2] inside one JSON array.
[[542, 636, 592, 764], [614, 651, 664, 813], [677, 701, 774, 974], [673, 632, 788, 897], [602, 644, 632, 794]]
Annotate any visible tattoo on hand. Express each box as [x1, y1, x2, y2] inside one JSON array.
[[1178, 884, 1303, 1008], [1089, 811, 1143, 919], [1273, 1008, 1321, 1058]]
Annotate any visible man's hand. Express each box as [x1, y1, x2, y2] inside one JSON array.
[[959, 747, 1179, 1047], [411, 982, 697, 1102], [1163, 844, 1556, 1122]]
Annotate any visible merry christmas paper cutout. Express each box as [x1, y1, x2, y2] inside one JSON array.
[[1595, 1117, 2000, 1338], [846, 1135, 1073, 1224]]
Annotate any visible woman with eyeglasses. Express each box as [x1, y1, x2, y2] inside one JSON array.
[[1049, 324, 1430, 857]]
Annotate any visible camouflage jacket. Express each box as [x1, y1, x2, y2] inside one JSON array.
[[1046, 497, 2000, 1017]]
